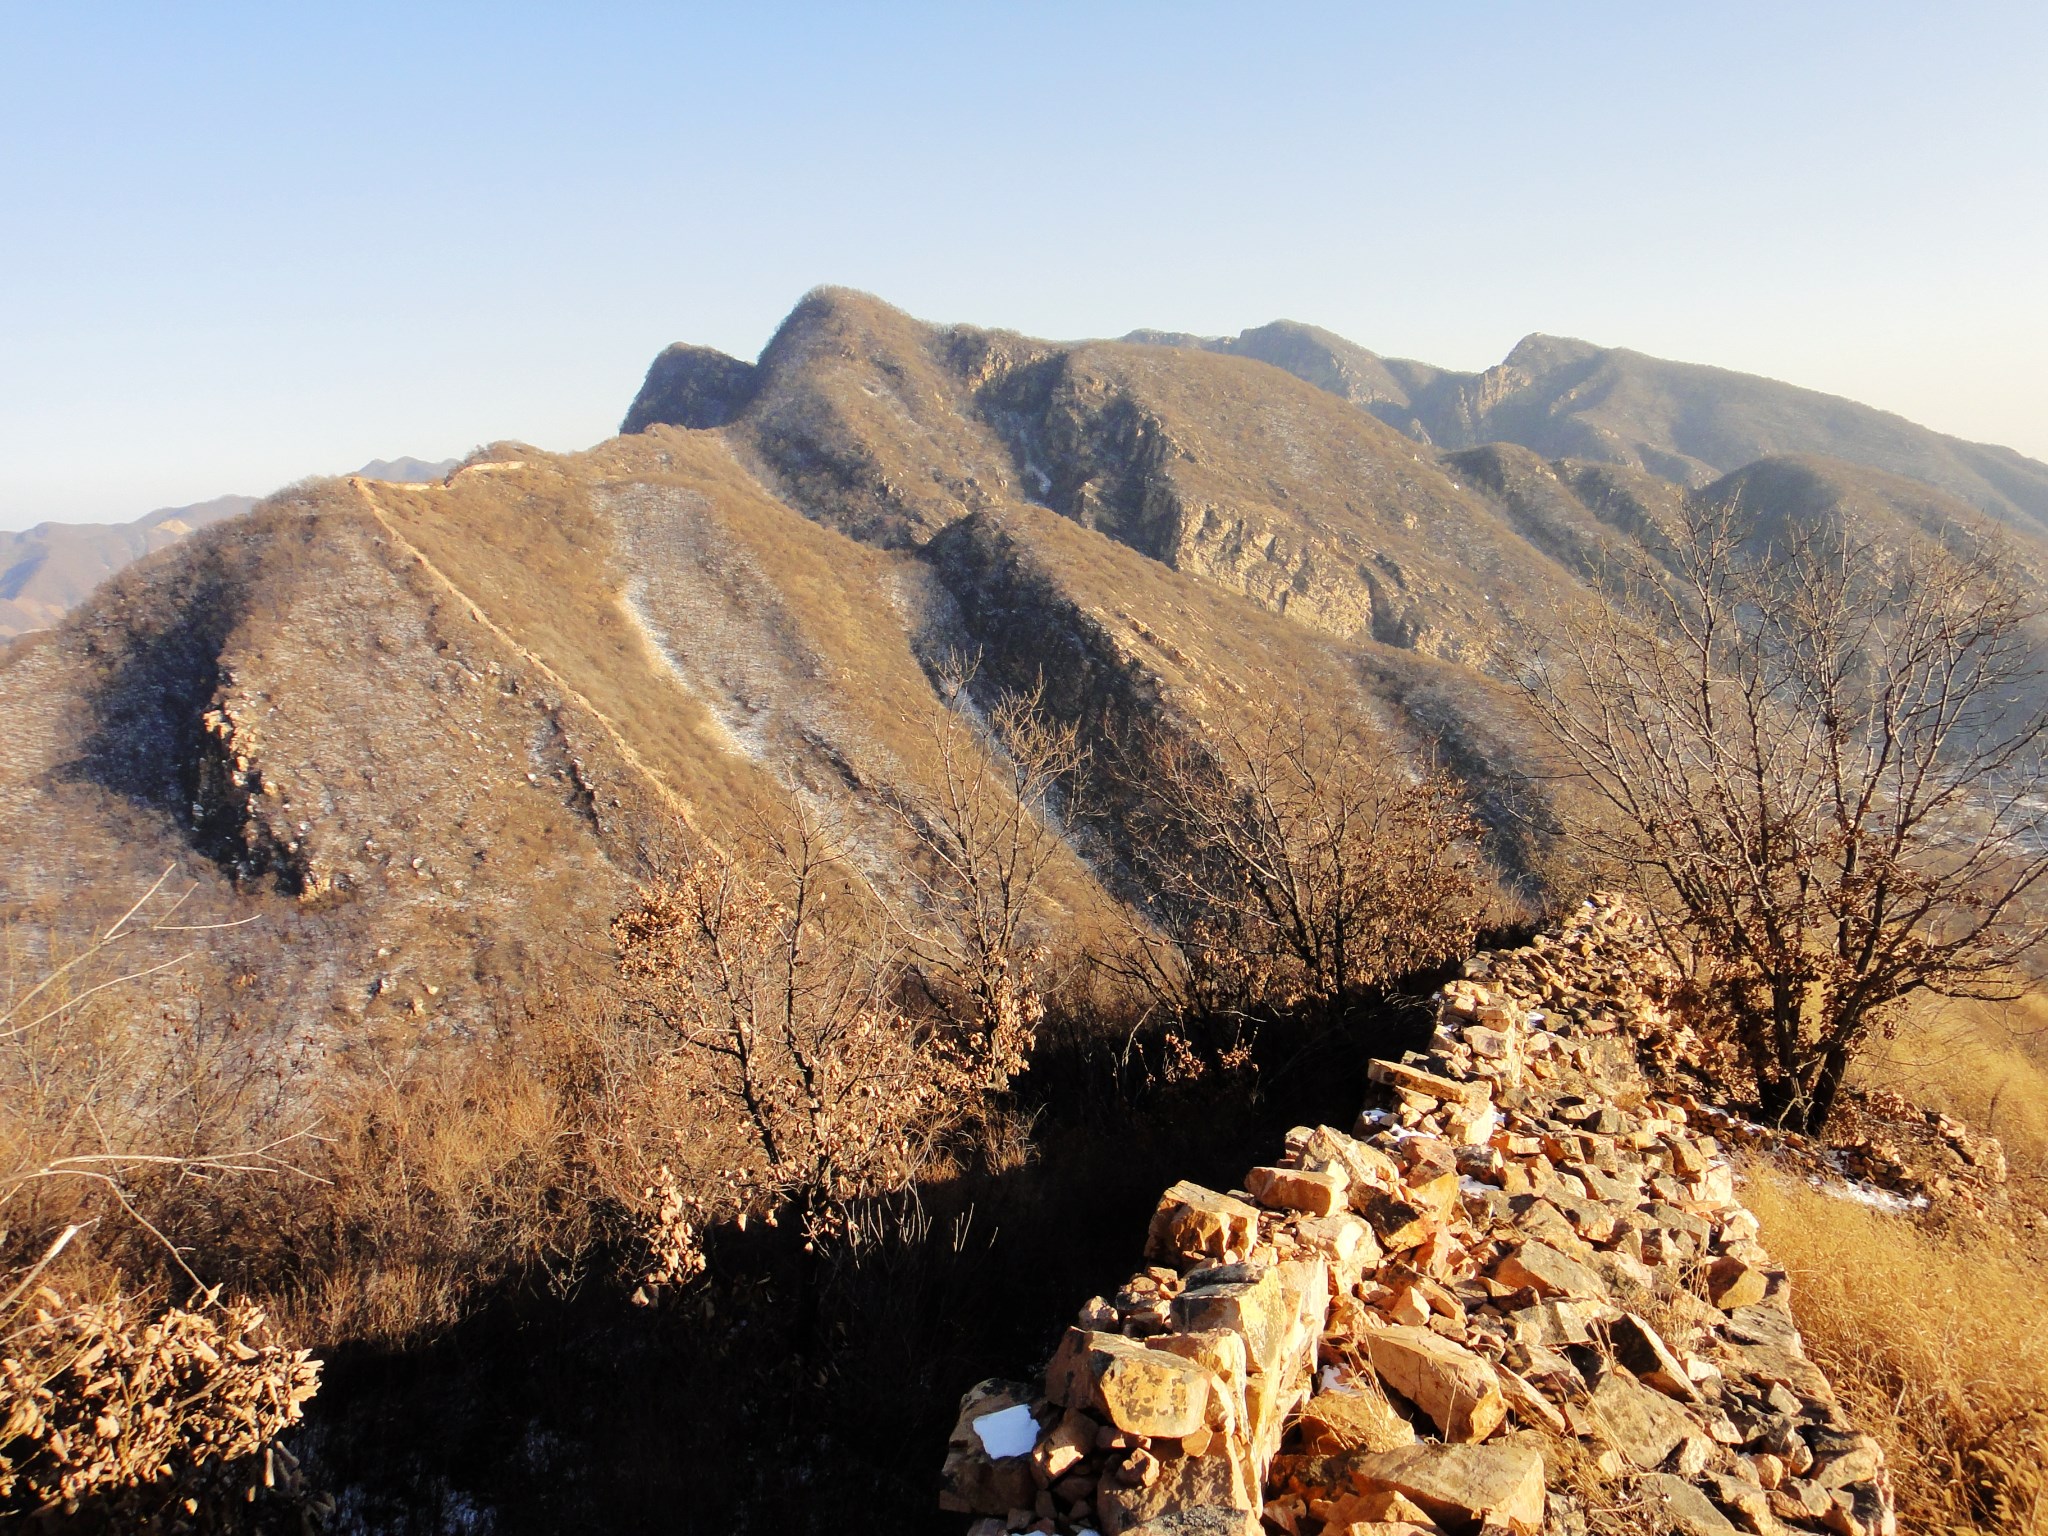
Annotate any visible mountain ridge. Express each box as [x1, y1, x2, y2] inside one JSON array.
[[0, 457, 461, 639], [1135, 319, 2048, 539]]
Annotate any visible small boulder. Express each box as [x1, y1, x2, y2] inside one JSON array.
[[1491, 1239, 1606, 1300], [1148, 1181, 1261, 1266], [1606, 1313, 1700, 1402], [1172, 1265, 1292, 1377], [1246, 1164, 1348, 1217], [1705, 1256, 1770, 1311], [1343, 1441, 1546, 1536], [1046, 1329, 1217, 1438], [1363, 1326, 1506, 1443], [1294, 1385, 1420, 1455], [1587, 1371, 1700, 1469]]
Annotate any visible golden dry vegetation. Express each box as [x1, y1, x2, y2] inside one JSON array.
[[1742, 990, 2048, 1535]]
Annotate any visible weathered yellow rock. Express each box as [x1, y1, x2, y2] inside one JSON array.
[[1096, 1441, 1262, 1534], [1343, 1442, 1546, 1536], [1293, 1386, 1420, 1455], [1705, 1256, 1769, 1310], [1309, 1487, 1441, 1528], [1295, 1210, 1380, 1275], [1148, 1328, 1250, 1412], [1495, 1365, 1568, 1434], [1402, 1170, 1462, 1217], [1148, 1181, 1261, 1265], [1492, 1239, 1606, 1300], [1606, 1313, 1699, 1402], [1368, 1058, 1491, 1110], [1355, 1190, 1433, 1251], [1587, 1371, 1699, 1469], [1045, 1329, 1216, 1438], [1033, 1406, 1096, 1481], [1246, 1164, 1347, 1217], [1172, 1265, 1292, 1376], [1363, 1325, 1506, 1443], [1300, 1125, 1402, 1188]]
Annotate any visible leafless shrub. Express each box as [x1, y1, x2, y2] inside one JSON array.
[[1516, 500, 2048, 1132], [0, 871, 323, 1525], [609, 799, 1013, 1267], [1114, 696, 1490, 1018], [887, 665, 1086, 1087]]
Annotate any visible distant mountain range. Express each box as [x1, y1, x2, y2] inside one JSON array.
[[5, 287, 2045, 1063], [1128, 322, 2048, 542], [0, 457, 458, 637]]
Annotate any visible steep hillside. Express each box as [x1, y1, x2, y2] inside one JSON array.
[[1153, 320, 2048, 539]]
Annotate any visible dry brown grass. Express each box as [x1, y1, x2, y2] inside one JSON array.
[[1857, 991, 2048, 1187], [1746, 1167, 2048, 1534]]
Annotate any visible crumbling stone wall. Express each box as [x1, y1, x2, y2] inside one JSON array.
[[940, 895, 1897, 1536]]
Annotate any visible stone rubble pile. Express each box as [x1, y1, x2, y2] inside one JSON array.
[[940, 896, 1898, 1536]]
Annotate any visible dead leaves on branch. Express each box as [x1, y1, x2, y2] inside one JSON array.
[[610, 800, 1035, 1275], [0, 1291, 320, 1522]]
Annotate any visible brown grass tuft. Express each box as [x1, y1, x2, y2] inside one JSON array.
[[1745, 1168, 2048, 1534]]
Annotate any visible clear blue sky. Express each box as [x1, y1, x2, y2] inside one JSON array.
[[3, 2, 2044, 527]]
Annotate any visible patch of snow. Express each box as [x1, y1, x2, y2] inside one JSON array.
[[1809, 1174, 1927, 1215], [973, 1402, 1040, 1459], [1458, 1107, 1501, 1148], [618, 576, 768, 764]]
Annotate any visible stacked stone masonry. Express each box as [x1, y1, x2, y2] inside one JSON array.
[[940, 895, 1897, 1536]]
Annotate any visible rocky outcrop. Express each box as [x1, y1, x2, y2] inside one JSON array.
[[939, 896, 1896, 1536], [621, 343, 760, 433]]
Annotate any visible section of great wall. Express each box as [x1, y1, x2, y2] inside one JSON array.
[[939, 896, 1897, 1536]]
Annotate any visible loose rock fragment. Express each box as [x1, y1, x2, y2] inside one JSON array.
[[1587, 1370, 1700, 1469], [1246, 1164, 1347, 1218], [1047, 1330, 1217, 1438], [1490, 1239, 1606, 1300], [1293, 1385, 1419, 1455], [1362, 1326, 1506, 1444], [1705, 1257, 1770, 1311], [1148, 1182, 1261, 1266], [1341, 1442, 1546, 1536]]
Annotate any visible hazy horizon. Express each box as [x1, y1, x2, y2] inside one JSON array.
[[4, 2, 2044, 529]]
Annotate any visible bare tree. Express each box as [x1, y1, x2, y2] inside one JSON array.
[[1119, 698, 1489, 1019], [886, 668, 1086, 1086], [1517, 501, 2048, 1132], [609, 799, 991, 1268]]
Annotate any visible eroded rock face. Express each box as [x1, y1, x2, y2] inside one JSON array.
[[938, 894, 1899, 1536]]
